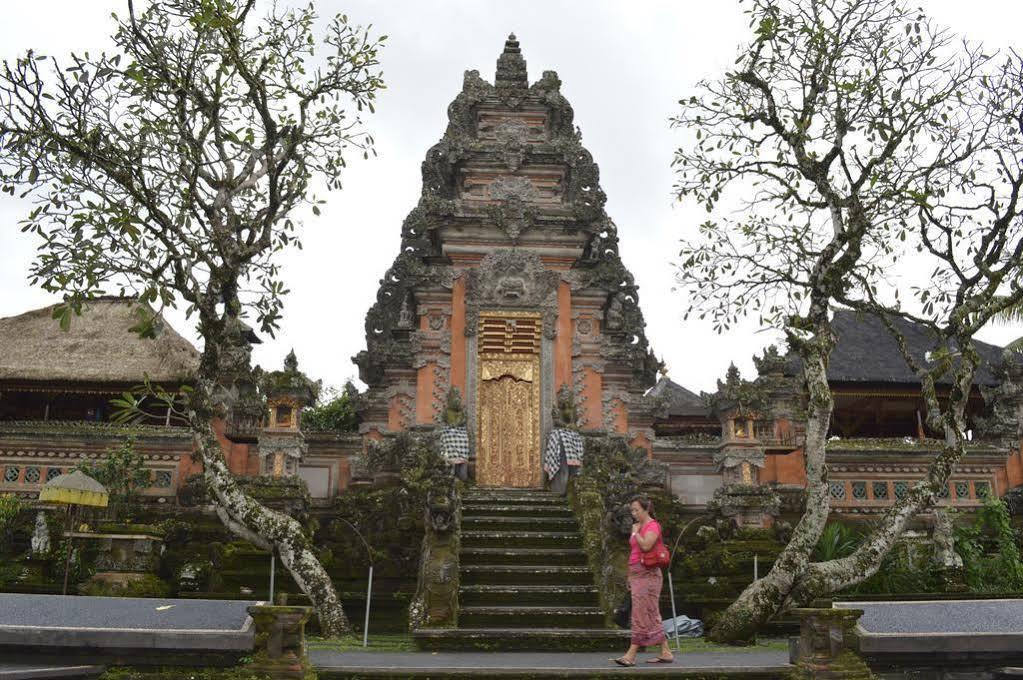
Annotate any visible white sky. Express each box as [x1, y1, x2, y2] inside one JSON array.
[[1, 1, 1021, 395]]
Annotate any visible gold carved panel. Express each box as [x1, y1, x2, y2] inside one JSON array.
[[476, 311, 542, 488]]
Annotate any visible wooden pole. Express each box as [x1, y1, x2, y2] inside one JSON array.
[[61, 505, 73, 596], [269, 553, 275, 603], [363, 564, 373, 648]]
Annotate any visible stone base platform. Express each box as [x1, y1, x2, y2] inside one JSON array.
[[0, 593, 261, 666], [312, 649, 792, 679], [837, 599, 1023, 678]]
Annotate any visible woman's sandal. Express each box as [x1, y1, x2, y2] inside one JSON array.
[[646, 656, 674, 664], [611, 657, 636, 666]]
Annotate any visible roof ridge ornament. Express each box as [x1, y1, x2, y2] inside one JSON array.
[[495, 32, 528, 108]]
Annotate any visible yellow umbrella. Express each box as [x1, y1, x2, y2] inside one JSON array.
[[39, 470, 109, 595], [39, 470, 109, 508]]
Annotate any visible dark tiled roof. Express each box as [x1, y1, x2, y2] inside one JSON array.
[[787, 309, 1007, 387], [649, 377, 710, 417]]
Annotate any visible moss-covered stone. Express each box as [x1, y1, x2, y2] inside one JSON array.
[[99, 668, 272, 680], [246, 604, 315, 680], [80, 572, 171, 598]]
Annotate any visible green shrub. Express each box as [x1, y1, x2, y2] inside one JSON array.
[[955, 495, 1023, 592], [76, 438, 150, 522], [302, 382, 360, 432], [813, 522, 860, 562], [0, 494, 23, 552]]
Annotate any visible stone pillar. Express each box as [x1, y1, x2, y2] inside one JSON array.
[[790, 608, 872, 679], [246, 605, 313, 679]]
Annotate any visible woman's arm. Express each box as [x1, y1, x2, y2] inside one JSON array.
[[634, 522, 660, 551]]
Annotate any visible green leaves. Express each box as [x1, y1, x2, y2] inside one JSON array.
[[1, 0, 385, 347], [755, 16, 778, 42], [50, 301, 76, 332]]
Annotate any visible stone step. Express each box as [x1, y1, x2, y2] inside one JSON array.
[[460, 564, 592, 586], [411, 627, 630, 652], [461, 515, 579, 532], [461, 530, 582, 550], [461, 502, 575, 518], [459, 547, 588, 567], [463, 492, 567, 506], [460, 584, 599, 607], [459, 605, 606, 629]]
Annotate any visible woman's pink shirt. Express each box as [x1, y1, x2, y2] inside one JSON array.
[[628, 519, 661, 565]]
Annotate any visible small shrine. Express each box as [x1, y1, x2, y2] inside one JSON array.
[[258, 351, 318, 478]]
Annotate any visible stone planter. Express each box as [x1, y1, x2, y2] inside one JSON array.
[[790, 607, 873, 679], [68, 531, 164, 573], [64, 530, 167, 595], [246, 605, 313, 679]]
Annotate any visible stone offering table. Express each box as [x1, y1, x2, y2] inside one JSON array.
[[836, 599, 1023, 678], [0, 593, 261, 666]]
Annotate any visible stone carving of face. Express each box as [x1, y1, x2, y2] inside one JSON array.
[[496, 275, 526, 301]]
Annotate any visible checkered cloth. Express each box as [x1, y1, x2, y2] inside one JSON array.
[[544, 428, 584, 479], [439, 426, 470, 465]]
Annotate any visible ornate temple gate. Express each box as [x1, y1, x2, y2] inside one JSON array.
[[476, 311, 543, 487]]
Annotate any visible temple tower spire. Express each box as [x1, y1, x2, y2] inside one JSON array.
[[495, 33, 528, 105]]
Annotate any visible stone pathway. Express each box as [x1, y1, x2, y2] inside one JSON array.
[[311, 649, 792, 676]]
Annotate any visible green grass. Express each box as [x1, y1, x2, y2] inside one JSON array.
[[665, 637, 788, 653], [306, 634, 787, 654], [308, 633, 416, 652]]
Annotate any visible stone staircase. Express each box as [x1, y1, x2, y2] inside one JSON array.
[[413, 488, 629, 651]]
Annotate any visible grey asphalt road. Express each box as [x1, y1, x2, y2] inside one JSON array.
[[0, 594, 260, 631]]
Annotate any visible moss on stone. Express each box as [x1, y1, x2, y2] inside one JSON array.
[[99, 668, 272, 680], [80, 573, 171, 598]]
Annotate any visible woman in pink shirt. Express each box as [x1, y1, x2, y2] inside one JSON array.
[[611, 494, 673, 666]]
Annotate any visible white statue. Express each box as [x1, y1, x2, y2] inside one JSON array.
[[30, 511, 50, 557]]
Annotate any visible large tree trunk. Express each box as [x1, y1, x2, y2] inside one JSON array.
[[708, 328, 835, 642], [188, 376, 349, 637], [709, 356, 970, 642]]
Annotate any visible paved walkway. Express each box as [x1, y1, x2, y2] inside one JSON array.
[[310, 649, 791, 675]]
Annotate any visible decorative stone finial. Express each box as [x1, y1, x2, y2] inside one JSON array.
[[495, 33, 528, 105], [284, 349, 298, 372]]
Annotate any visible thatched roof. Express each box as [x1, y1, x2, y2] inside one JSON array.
[[0, 298, 199, 384]]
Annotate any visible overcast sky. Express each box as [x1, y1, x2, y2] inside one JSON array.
[[1, 1, 1021, 395]]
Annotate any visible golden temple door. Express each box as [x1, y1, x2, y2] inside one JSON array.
[[476, 312, 542, 488]]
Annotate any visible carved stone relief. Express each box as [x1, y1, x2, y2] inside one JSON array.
[[494, 119, 530, 171], [465, 250, 561, 339], [487, 176, 537, 203]]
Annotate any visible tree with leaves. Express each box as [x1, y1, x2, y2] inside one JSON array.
[[76, 437, 151, 522], [302, 380, 361, 432], [673, 0, 1023, 641], [0, 0, 385, 635]]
